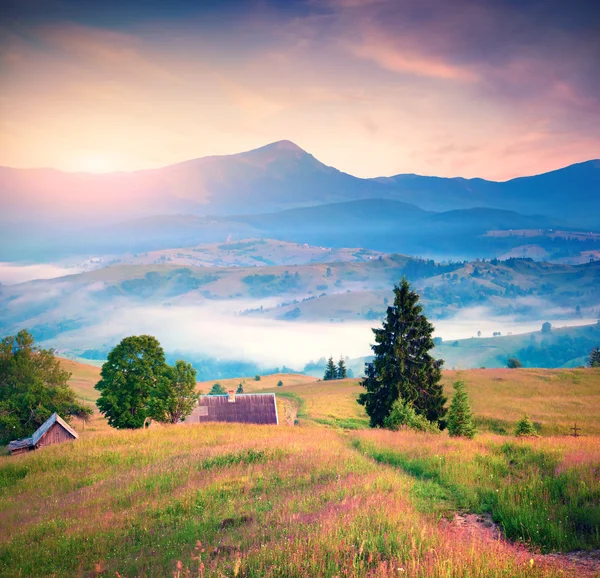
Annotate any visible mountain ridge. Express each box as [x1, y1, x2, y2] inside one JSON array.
[[1, 140, 599, 232], [1, 141, 597, 181]]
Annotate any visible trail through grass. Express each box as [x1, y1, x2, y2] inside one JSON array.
[[352, 430, 600, 553]]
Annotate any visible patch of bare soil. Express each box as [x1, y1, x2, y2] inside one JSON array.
[[543, 549, 600, 576], [451, 513, 503, 541], [281, 399, 298, 426], [448, 513, 600, 577]]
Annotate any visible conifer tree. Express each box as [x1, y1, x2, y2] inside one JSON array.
[[337, 357, 348, 379], [324, 356, 337, 381], [515, 414, 539, 437], [447, 380, 476, 438], [588, 346, 600, 368], [209, 382, 226, 395], [358, 278, 447, 428]]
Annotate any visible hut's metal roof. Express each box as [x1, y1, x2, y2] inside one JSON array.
[[185, 393, 278, 425], [8, 412, 78, 452]]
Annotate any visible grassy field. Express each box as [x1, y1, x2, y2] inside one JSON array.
[[253, 369, 600, 436], [2, 360, 596, 576], [197, 373, 319, 395], [59, 357, 101, 403], [62, 358, 600, 435], [2, 423, 599, 577], [440, 368, 600, 435]]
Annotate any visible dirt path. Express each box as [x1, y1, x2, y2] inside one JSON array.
[[447, 513, 600, 577]]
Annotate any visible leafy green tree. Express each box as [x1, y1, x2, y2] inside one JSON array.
[[95, 335, 169, 429], [0, 330, 91, 444], [515, 414, 539, 437], [507, 357, 523, 368], [236, 383, 244, 394], [149, 360, 198, 424], [254, 375, 261, 381], [541, 322, 552, 334], [337, 357, 348, 379], [383, 399, 439, 433], [447, 380, 476, 438], [209, 383, 226, 395], [589, 346, 600, 368], [358, 279, 447, 429], [323, 357, 337, 381], [277, 380, 283, 387]]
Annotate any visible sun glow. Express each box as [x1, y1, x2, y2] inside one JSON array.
[[72, 153, 119, 173]]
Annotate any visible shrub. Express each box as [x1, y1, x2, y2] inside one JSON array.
[[514, 414, 539, 437], [209, 383, 226, 395], [383, 399, 439, 433], [507, 357, 523, 368], [447, 380, 476, 438]]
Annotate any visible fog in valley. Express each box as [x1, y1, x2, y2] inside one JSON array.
[[45, 299, 598, 372], [0, 262, 86, 285], [2, 253, 598, 376]]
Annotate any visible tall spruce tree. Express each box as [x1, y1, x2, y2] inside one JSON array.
[[324, 356, 337, 381], [337, 357, 348, 379], [588, 346, 600, 368], [447, 380, 476, 438], [358, 279, 447, 428]]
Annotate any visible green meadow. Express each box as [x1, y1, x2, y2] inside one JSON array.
[[0, 361, 599, 577]]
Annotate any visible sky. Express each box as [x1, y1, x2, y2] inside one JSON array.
[[1, 0, 599, 180]]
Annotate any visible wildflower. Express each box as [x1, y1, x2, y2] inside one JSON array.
[[529, 559, 535, 568]]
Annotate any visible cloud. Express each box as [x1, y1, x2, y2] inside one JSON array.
[[42, 299, 599, 370], [345, 30, 478, 82], [0, 0, 598, 180], [0, 263, 85, 285]]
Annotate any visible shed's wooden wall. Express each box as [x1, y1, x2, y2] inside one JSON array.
[[186, 394, 278, 425], [37, 423, 76, 448]]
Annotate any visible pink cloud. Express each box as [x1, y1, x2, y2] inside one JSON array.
[[347, 33, 478, 82]]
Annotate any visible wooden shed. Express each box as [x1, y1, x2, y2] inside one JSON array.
[[8, 413, 78, 456], [184, 391, 278, 425]]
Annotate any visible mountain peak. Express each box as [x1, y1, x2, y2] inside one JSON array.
[[251, 140, 307, 155]]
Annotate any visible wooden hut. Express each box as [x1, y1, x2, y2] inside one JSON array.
[[184, 391, 278, 425], [8, 413, 78, 456]]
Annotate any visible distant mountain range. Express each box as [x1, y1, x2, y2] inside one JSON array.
[[1, 140, 598, 261], [1, 140, 599, 226]]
